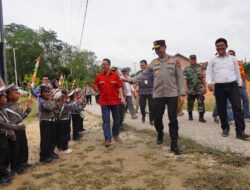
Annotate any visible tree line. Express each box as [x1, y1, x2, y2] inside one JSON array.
[[4, 23, 101, 88]]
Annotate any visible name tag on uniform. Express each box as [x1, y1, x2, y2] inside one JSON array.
[[144, 80, 148, 84]]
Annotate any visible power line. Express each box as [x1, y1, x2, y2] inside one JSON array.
[[78, 0, 89, 50]]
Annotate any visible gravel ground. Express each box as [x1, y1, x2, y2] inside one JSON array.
[[85, 103, 250, 157]]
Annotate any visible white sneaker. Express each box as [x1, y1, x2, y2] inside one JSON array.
[[61, 149, 72, 154]]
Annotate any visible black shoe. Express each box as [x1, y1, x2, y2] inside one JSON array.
[[1, 170, 14, 180], [16, 167, 25, 175], [39, 157, 53, 164], [236, 131, 250, 140], [0, 176, 11, 186], [170, 142, 182, 155], [51, 153, 59, 160], [149, 120, 154, 126], [156, 133, 163, 145], [21, 163, 32, 169], [157, 138, 163, 145], [199, 112, 206, 123], [142, 117, 145, 123], [8, 171, 16, 178], [73, 137, 81, 141], [222, 129, 229, 137], [199, 118, 206, 123], [188, 112, 193, 121]]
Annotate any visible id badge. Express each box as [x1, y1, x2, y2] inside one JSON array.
[[144, 80, 148, 84]]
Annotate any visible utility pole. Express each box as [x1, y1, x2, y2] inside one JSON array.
[[13, 48, 18, 85], [0, 0, 7, 84]]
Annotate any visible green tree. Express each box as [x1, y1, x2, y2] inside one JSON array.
[[4, 23, 100, 86]]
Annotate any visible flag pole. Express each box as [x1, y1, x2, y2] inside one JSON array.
[[29, 55, 42, 99], [13, 48, 18, 85]]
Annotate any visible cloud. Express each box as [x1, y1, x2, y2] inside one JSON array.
[[4, 0, 250, 67]]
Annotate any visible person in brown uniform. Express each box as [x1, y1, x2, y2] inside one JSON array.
[[127, 40, 186, 155]]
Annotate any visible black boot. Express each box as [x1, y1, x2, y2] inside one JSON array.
[[0, 176, 11, 186], [199, 112, 206, 123], [0, 170, 12, 186], [170, 141, 182, 155], [236, 131, 250, 140], [188, 112, 193, 121], [156, 132, 164, 145]]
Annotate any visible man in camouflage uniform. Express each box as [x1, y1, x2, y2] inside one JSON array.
[[183, 55, 206, 123]]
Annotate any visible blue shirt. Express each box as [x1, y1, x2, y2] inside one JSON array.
[[136, 70, 154, 96]]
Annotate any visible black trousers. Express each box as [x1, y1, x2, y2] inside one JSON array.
[[8, 137, 20, 171], [95, 95, 100, 104], [71, 114, 81, 140], [86, 95, 92, 105], [139, 94, 154, 121], [0, 134, 10, 175], [214, 81, 245, 134], [8, 130, 29, 171], [79, 117, 84, 132], [17, 131, 29, 164], [57, 119, 70, 151], [153, 97, 179, 141], [39, 120, 57, 160]]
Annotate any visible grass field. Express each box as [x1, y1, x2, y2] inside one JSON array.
[[2, 96, 249, 190]]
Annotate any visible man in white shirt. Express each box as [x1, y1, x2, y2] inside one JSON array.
[[206, 38, 249, 140], [121, 68, 138, 119]]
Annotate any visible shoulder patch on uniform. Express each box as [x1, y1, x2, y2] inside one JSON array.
[[167, 57, 175, 64], [153, 59, 161, 65]]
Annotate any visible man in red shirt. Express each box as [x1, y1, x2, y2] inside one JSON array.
[[94, 59, 125, 146]]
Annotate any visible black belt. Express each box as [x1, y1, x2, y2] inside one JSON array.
[[215, 81, 237, 87]]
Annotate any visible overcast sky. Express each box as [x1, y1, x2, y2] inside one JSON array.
[[3, 0, 250, 71]]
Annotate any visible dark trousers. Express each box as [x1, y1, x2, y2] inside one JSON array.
[[86, 95, 92, 105], [8, 137, 20, 171], [57, 119, 70, 151], [187, 94, 205, 113], [71, 114, 81, 140], [119, 103, 125, 126], [153, 97, 179, 141], [39, 120, 57, 160], [95, 95, 100, 104], [214, 81, 245, 134], [0, 134, 10, 175], [139, 94, 154, 121], [17, 131, 29, 164], [8, 130, 29, 171], [101, 105, 120, 140], [79, 117, 84, 132]]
